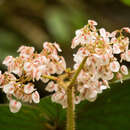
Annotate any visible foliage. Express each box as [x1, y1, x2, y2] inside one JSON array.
[[0, 78, 130, 130]]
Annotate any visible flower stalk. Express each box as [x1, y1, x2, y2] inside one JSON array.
[[42, 75, 58, 81], [66, 56, 87, 130], [66, 86, 75, 130]]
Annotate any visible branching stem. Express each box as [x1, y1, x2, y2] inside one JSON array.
[[42, 75, 58, 81], [66, 56, 87, 130]]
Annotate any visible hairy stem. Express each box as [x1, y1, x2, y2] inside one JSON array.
[[67, 86, 75, 130], [66, 56, 87, 130], [68, 56, 87, 89]]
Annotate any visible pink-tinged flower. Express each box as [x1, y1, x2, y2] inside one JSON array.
[[116, 72, 123, 83], [45, 81, 58, 92], [24, 83, 35, 94], [24, 62, 33, 72], [22, 95, 32, 103], [97, 80, 109, 91], [120, 53, 125, 62], [5, 72, 17, 81], [9, 100, 22, 113], [54, 43, 62, 52], [102, 71, 114, 81], [51, 91, 67, 108], [71, 37, 80, 49], [47, 62, 56, 74], [125, 50, 130, 62], [56, 65, 64, 75], [106, 32, 111, 37], [75, 29, 82, 36], [109, 61, 120, 72], [123, 27, 130, 33], [33, 65, 46, 81], [86, 56, 93, 66], [88, 20, 98, 26], [3, 56, 14, 66], [99, 28, 106, 38], [113, 44, 121, 54], [43, 42, 57, 55], [99, 85, 107, 93], [71, 20, 130, 105], [17, 46, 34, 58], [110, 31, 117, 37], [0, 71, 4, 85], [55, 57, 66, 75], [111, 37, 118, 43], [74, 96, 81, 104], [85, 88, 97, 102], [94, 54, 109, 65], [12, 67, 22, 77], [14, 90, 23, 100], [59, 57, 66, 70], [3, 82, 15, 94], [32, 91, 40, 103], [120, 65, 128, 75]]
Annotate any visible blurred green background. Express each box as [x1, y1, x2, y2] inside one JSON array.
[[0, 0, 130, 129], [0, 0, 130, 69]]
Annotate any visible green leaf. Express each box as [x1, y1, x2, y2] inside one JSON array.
[[121, 0, 130, 6], [0, 79, 130, 130], [0, 97, 66, 130], [76, 79, 130, 130]]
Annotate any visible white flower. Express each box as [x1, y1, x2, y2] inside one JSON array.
[[34, 65, 46, 80], [9, 100, 22, 113], [3, 82, 15, 94], [125, 50, 130, 62], [116, 73, 123, 83], [99, 28, 106, 38], [12, 67, 22, 76], [0, 71, 4, 85], [24, 83, 35, 94], [123, 27, 130, 33], [24, 62, 33, 72], [113, 44, 121, 54], [94, 54, 109, 65], [32, 91, 40, 103], [3, 56, 14, 66], [100, 85, 107, 92], [120, 65, 128, 75], [88, 20, 98, 26], [109, 61, 120, 72], [74, 96, 81, 104], [51, 92, 63, 102], [110, 31, 117, 37], [85, 88, 97, 102], [51, 90, 67, 108], [45, 81, 58, 92], [75, 29, 82, 36], [14, 90, 23, 100], [54, 43, 62, 52], [96, 82, 107, 93], [22, 95, 32, 103], [102, 71, 114, 81], [47, 62, 56, 74], [17, 46, 34, 58]]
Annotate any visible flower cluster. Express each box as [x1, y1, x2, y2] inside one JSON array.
[[72, 20, 130, 103], [45, 80, 68, 108], [0, 20, 130, 112], [0, 42, 66, 113]]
